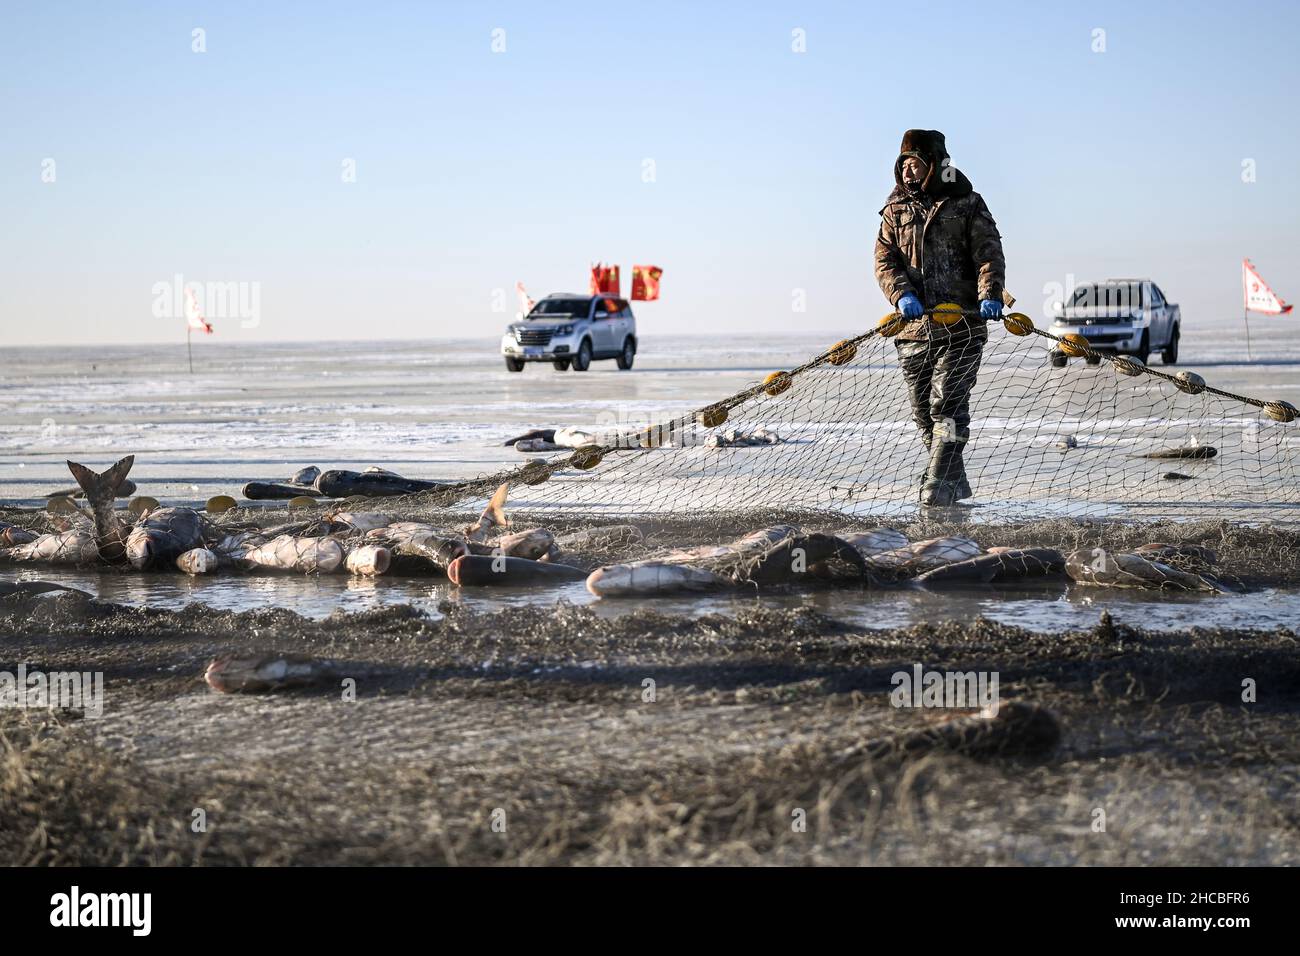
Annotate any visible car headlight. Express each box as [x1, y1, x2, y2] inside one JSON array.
[[555, 324, 574, 336]]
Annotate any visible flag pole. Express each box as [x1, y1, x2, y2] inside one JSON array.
[[188, 326, 194, 373]]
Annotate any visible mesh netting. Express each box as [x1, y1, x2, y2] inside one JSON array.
[[410, 316, 1300, 525], [4, 315, 1300, 588]]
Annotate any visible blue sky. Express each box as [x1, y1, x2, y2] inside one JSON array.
[[2, 0, 1297, 345]]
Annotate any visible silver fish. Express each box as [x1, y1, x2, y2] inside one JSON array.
[[1065, 549, 1213, 591], [243, 535, 345, 574], [4, 529, 99, 564], [866, 537, 982, 578]]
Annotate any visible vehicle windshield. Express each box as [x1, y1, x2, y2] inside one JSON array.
[[528, 298, 590, 319], [1069, 283, 1144, 308]]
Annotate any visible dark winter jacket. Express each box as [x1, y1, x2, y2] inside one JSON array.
[[874, 129, 1007, 341]]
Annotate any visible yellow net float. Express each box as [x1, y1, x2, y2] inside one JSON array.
[[931, 302, 964, 326], [1112, 355, 1146, 377], [1174, 371, 1206, 395], [206, 494, 238, 514], [878, 312, 907, 337], [1003, 312, 1034, 336], [570, 445, 604, 470], [826, 339, 857, 366], [127, 496, 160, 517], [696, 405, 728, 429], [287, 495, 318, 510], [1265, 400, 1298, 423], [763, 371, 793, 397], [1058, 333, 1090, 358], [519, 460, 551, 485], [46, 495, 80, 515]]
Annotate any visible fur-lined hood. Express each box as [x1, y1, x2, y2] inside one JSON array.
[[889, 128, 973, 200]]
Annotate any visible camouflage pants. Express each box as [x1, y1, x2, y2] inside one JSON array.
[[895, 330, 986, 496]]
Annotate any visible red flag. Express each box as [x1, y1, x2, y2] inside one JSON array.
[[1243, 259, 1292, 315], [184, 287, 214, 334], [631, 265, 663, 301], [588, 263, 621, 295]]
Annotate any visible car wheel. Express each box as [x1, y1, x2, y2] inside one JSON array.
[[1049, 350, 1067, 369], [505, 357, 525, 372], [571, 339, 592, 372], [1161, 325, 1180, 365], [1134, 330, 1151, 365], [552, 359, 571, 371], [616, 337, 635, 370]]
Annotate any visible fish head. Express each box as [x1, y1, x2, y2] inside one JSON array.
[[125, 527, 160, 569]]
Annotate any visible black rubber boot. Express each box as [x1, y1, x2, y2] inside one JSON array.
[[921, 439, 970, 506]]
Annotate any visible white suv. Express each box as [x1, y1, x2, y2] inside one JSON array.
[[501, 293, 638, 372], [1050, 278, 1181, 366]]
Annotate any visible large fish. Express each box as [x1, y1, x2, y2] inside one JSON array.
[[205, 654, 343, 693], [447, 554, 588, 586], [67, 455, 208, 569], [838, 528, 909, 559], [866, 537, 982, 579], [740, 532, 868, 586], [243, 535, 345, 574], [124, 506, 209, 570], [1064, 548, 1214, 591], [586, 561, 727, 596], [3, 529, 99, 564], [314, 469, 444, 497], [914, 547, 1066, 586], [369, 522, 468, 574], [585, 526, 848, 596], [66, 456, 136, 563]]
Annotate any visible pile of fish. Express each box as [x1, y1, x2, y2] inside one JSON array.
[[0, 456, 1241, 597]]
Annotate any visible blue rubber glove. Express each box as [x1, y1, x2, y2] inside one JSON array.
[[980, 299, 1003, 319], [897, 293, 924, 318]]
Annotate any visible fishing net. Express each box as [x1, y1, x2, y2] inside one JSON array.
[[412, 312, 1300, 526], [5, 311, 1300, 585]]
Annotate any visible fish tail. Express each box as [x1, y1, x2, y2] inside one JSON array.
[[66, 455, 134, 509], [484, 482, 509, 529]]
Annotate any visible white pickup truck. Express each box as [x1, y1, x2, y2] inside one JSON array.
[[1050, 279, 1180, 366]]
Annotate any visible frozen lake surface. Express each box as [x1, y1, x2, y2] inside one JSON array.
[[3, 321, 1299, 628]]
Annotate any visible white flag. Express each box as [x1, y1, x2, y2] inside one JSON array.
[[185, 287, 214, 333], [515, 281, 535, 316], [1243, 259, 1292, 315]]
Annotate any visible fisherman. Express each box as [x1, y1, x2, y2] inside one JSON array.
[[874, 129, 1008, 506]]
